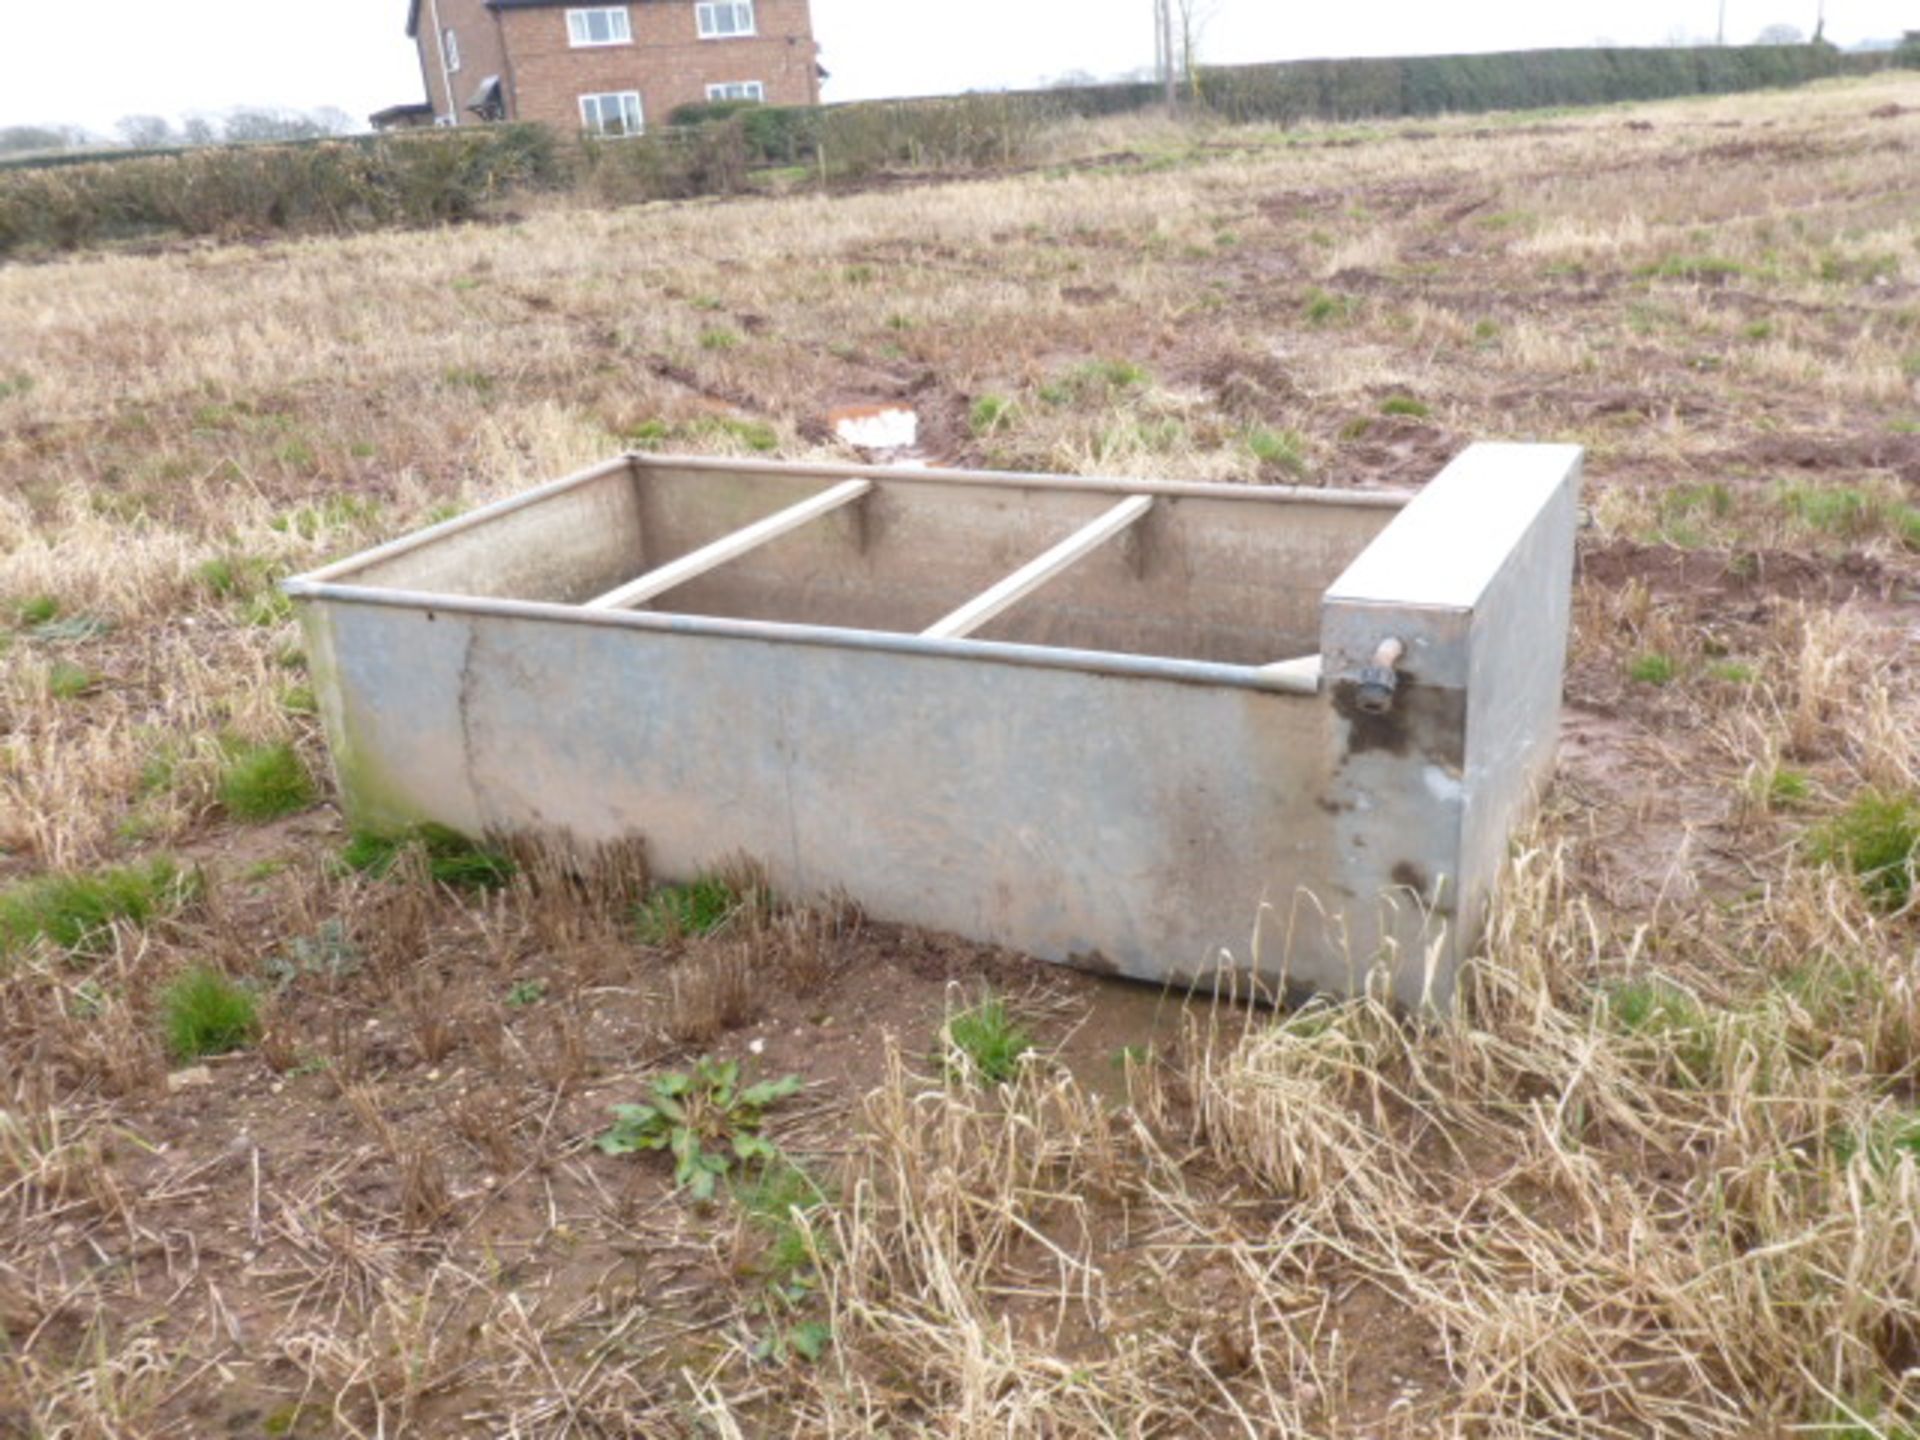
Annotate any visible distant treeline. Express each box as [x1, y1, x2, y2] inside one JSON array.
[[0, 43, 1902, 259], [0, 108, 362, 168]]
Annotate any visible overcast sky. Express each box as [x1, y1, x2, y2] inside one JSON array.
[[1, 0, 1911, 133]]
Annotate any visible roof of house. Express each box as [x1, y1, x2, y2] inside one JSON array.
[[370, 102, 435, 125], [408, 0, 647, 37]]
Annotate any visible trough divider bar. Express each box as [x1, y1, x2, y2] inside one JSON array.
[[922, 494, 1155, 641], [584, 478, 874, 611]]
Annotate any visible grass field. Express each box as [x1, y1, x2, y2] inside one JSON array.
[[2, 71, 1919, 1436]]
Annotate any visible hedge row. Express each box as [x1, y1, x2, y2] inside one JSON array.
[[0, 125, 563, 254], [689, 44, 1895, 167], [0, 94, 1067, 254], [1199, 43, 1892, 122], [0, 44, 1901, 257]]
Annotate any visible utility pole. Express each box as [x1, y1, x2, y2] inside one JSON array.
[[1716, 0, 1727, 45]]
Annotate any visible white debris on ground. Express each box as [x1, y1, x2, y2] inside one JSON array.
[[830, 403, 921, 461]]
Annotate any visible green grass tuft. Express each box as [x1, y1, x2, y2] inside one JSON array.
[[686, 415, 779, 453], [1604, 977, 1717, 1085], [1656, 482, 1734, 547], [1628, 652, 1676, 686], [1302, 287, 1357, 324], [32, 613, 113, 643], [1635, 254, 1745, 282], [246, 591, 294, 628], [18, 594, 61, 626], [1048, 359, 1152, 405], [635, 875, 748, 944], [969, 394, 1014, 437], [194, 553, 274, 601], [341, 824, 516, 890], [194, 556, 243, 597], [442, 366, 495, 398], [1808, 790, 1920, 911], [620, 417, 672, 448], [47, 660, 97, 699], [270, 494, 379, 543], [1378, 394, 1430, 418], [1247, 426, 1306, 472], [159, 965, 258, 1061], [218, 741, 315, 822], [941, 993, 1033, 1085], [1831, 1107, 1920, 1176], [0, 857, 192, 956], [1765, 767, 1812, 807], [1775, 482, 1920, 549], [735, 1156, 833, 1284]]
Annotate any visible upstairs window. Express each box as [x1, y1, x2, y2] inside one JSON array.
[[696, 1, 756, 38], [442, 27, 461, 71], [567, 7, 632, 46], [580, 91, 643, 136], [706, 81, 765, 102]]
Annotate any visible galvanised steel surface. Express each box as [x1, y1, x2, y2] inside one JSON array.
[[288, 445, 1582, 1009]]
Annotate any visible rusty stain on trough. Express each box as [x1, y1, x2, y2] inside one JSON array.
[[287, 446, 1581, 1011]]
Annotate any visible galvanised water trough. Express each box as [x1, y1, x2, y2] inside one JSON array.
[[287, 443, 1581, 1010]]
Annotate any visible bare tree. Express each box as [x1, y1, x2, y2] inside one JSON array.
[[309, 106, 359, 136], [1152, 0, 1218, 109], [1153, 0, 1176, 110], [115, 114, 174, 148], [1756, 22, 1806, 43], [0, 124, 92, 156], [1176, 0, 1221, 99], [222, 108, 331, 143]]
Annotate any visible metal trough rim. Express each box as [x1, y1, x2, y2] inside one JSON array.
[[290, 453, 1414, 590], [282, 453, 1428, 697], [279, 581, 1330, 696]]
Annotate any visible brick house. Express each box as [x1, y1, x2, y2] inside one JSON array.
[[403, 0, 820, 134]]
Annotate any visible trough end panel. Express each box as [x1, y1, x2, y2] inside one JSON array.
[[332, 465, 645, 604], [1323, 441, 1584, 687], [1455, 448, 1585, 957]]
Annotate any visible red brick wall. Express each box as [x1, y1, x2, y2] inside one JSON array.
[[498, 0, 819, 131], [414, 0, 512, 124]]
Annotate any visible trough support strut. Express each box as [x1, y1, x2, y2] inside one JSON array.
[[585, 478, 873, 611], [923, 494, 1154, 641]]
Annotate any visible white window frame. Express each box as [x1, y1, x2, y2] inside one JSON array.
[[705, 81, 765, 102], [566, 7, 632, 47], [442, 27, 461, 72], [696, 1, 757, 39], [579, 90, 644, 137]]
